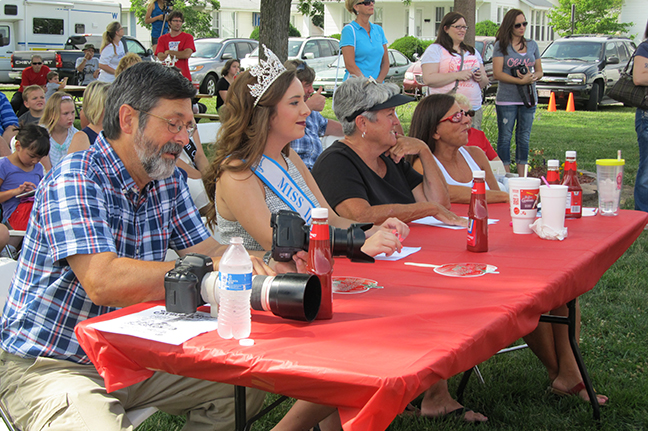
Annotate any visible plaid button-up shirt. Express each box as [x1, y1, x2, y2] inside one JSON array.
[[1, 133, 210, 363]]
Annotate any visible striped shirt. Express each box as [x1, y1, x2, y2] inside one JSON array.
[[0, 133, 210, 363], [0, 92, 18, 136]]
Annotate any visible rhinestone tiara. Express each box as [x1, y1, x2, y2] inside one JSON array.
[[248, 44, 287, 107]]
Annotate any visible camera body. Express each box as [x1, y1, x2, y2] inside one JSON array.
[[270, 210, 374, 263], [164, 253, 213, 314], [510, 64, 528, 77]]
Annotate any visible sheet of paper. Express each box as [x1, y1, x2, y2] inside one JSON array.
[[412, 216, 499, 230], [90, 305, 218, 345], [374, 246, 421, 261], [582, 207, 599, 217]]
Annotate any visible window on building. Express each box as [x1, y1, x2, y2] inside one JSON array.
[[372, 7, 383, 26], [220, 11, 237, 38], [343, 10, 353, 27], [497, 6, 510, 25], [435, 7, 444, 33], [33, 18, 64, 35]]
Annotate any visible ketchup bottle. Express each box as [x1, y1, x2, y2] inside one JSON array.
[[562, 151, 582, 219], [467, 171, 488, 252], [547, 159, 561, 184], [307, 208, 333, 319]]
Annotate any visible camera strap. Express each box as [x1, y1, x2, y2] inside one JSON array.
[[516, 83, 536, 108], [251, 155, 317, 224]]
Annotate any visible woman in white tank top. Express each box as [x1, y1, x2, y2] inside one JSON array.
[[409, 93, 509, 204]]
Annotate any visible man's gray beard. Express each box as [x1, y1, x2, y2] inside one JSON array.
[[134, 130, 182, 180]]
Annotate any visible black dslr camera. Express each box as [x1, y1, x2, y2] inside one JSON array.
[[270, 210, 374, 263], [510, 64, 528, 77], [164, 253, 213, 314], [164, 252, 322, 321]]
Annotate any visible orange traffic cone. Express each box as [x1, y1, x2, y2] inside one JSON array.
[[548, 92, 556, 112], [566, 93, 575, 112]]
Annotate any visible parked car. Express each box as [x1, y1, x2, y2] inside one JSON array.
[[189, 38, 258, 95], [312, 49, 411, 95], [536, 35, 636, 111], [403, 36, 497, 99], [10, 34, 152, 85], [240, 37, 340, 74]]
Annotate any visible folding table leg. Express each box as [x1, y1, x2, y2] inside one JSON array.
[[235, 386, 247, 431], [539, 299, 601, 420]]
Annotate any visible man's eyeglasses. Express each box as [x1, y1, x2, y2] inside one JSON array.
[[357, 0, 375, 6], [438, 109, 472, 124], [450, 25, 469, 31], [32, 62, 43, 65], [136, 109, 196, 136], [514, 21, 529, 29]]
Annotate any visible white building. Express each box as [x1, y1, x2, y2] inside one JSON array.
[[620, 0, 647, 42], [322, 0, 558, 49]]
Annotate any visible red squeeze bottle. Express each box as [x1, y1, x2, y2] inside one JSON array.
[[562, 151, 582, 219], [547, 159, 561, 184], [307, 208, 333, 319], [467, 171, 488, 252]]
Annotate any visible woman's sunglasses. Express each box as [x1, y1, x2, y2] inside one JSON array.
[[438, 109, 475, 124], [514, 21, 529, 29], [357, 0, 375, 5]]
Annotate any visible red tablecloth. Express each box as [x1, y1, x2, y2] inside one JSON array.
[[75, 204, 647, 431]]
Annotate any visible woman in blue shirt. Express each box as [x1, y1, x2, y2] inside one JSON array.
[[145, 0, 170, 51], [340, 0, 389, 82]]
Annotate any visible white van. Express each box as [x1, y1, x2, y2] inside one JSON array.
[[0, 0, 121, 83]]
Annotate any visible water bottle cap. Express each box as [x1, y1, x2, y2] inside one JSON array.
[[548, 159, 559, 168], [311, 208, 328, 219], [229, 237, 244, 245], [472, 170, 485, 179], [565, 150, 576, 158]]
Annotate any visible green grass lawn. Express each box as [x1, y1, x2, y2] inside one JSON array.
[[3, 88, 644, 430]]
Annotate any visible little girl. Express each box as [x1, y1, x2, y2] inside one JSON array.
[[0, 124, 50, 231], [40, 91, 78, 170]]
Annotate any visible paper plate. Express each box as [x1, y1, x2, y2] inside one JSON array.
[[332, 276, 378, 294], [432, 263, 498, 278]]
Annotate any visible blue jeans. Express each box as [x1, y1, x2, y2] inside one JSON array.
[[496, 104, 536, 166], [635, 109, 648, 212]]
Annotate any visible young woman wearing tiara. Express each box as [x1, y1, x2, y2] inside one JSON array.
[[204, 47, 411, 429]]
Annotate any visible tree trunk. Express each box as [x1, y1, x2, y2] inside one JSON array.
[[259, 0, 291, 62], [454, 0, 476, 47]]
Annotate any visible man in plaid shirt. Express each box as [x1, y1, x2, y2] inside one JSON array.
[[0, 62, 267, 430]]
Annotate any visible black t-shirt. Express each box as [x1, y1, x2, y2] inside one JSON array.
[[311, 140, 423, 212], [215, 77, 230, 110]]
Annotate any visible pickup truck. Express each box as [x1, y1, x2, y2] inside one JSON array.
[[9, 34, 153, 85]]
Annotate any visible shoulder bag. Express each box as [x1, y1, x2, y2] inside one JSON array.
[[609, 47, 648, 110]]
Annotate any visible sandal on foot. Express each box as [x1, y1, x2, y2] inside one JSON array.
[[427, 407, 486, 423], [549, 381, 608, 405]]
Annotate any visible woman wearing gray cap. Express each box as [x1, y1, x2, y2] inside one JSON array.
[[311, 76, 465, 227]]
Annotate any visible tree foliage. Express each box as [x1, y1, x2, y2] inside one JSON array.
[[250, 24, 301, 41], [297, 0, 324, 29], [547, 0, 632, 36], [129, 0, 220, 39], [475, 20, 499, 37]]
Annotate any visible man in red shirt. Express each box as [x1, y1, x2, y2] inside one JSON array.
[[11, 55, 51, 115], [155, 10, 195, 82]]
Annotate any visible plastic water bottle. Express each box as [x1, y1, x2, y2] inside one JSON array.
[[217, 237, 252, 340]]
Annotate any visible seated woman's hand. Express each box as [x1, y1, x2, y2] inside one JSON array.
[[272, 250, 309, 274], [388, 136, 429, 164], [379, 217, 409, 240], [250, 256, 277, 276], [431, 203, 468, 228], [361, 228, 403, 257]]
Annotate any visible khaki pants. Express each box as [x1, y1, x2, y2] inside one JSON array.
[[0, 349, 265, 431]]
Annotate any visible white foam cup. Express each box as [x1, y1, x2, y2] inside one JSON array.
[[539, 185, 568, 232], [508, 177, 541, 234]]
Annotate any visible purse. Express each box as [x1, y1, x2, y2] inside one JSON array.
[[447, 49, 465, 95], [609, 48, 648, 110]]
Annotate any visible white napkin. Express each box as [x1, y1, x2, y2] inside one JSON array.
[[530, 218, 568, 241]]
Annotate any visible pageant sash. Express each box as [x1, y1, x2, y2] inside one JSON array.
[[251, 155, 316, 223]]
